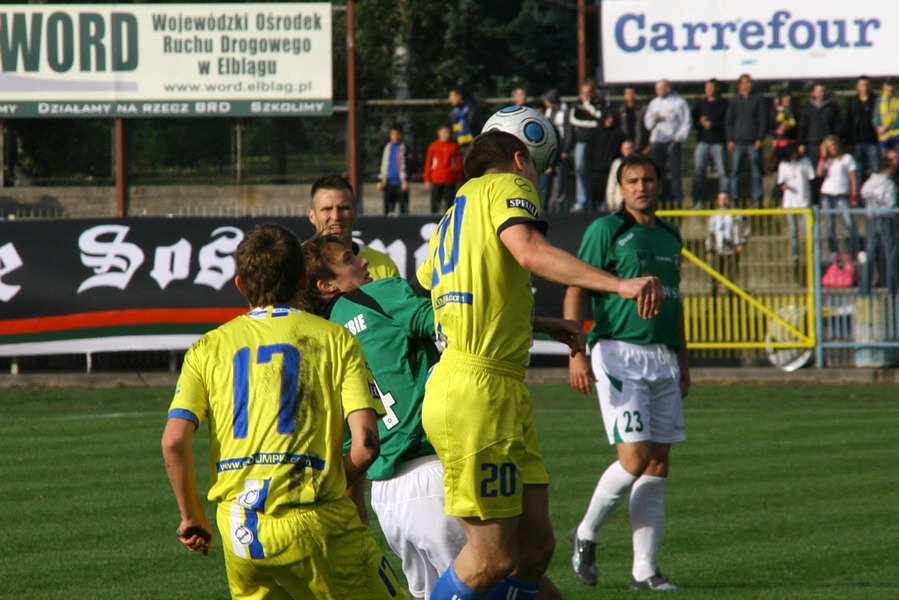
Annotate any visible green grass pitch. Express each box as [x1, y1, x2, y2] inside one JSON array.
[[2, 383, 896, 599]]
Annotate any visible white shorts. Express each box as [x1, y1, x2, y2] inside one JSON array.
[[370, 455, 465, 599], [591, 339, 686, 445]]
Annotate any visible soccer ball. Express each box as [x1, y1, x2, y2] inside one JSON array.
[[481, 106, 558, 173]]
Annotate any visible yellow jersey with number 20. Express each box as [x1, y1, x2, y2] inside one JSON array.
[[416, 172, 547, 367]]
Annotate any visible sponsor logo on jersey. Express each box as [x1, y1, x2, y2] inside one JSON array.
[[513, 176, 534, 193], [434, 291, 474, 309], [507, 197, 539, 218]]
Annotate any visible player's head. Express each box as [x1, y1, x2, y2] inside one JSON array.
[[235, 223, 305, 307], [464, 130, 536, 183], [737, 73, 753, 94], [616, 154, 661, 215], [716, 191, 732, 208], [389, 124, 404, 143], [300, 235, 371, 315], [309, 174, 357, 244], [705, 78, 720, 98]]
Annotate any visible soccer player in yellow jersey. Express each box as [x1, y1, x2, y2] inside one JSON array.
[[308, 173, 401, 280], [162, 223, 407, 600], [418, 131, 662, 600]]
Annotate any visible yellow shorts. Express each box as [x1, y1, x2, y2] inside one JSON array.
[[422, 349, 549, 520], [216, 497, 407, 600]]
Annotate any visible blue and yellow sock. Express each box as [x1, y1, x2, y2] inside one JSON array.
[[430, 561, 485, 600]]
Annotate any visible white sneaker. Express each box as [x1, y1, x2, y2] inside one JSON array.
[[857, 251, 867, 264]]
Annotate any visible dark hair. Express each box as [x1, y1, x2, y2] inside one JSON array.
[[310, 173, 354, 202], [236, 223, 305, 307], [463, 130, 530, 178], [615, 153, 660, 184], [738, 73, 752, 83], [390, 123, 404, 134], [300, 234, 349, 315]]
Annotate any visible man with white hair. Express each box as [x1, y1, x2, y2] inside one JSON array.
[[644, 80, 691, 205]]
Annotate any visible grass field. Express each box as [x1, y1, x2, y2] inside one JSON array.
[[2, 383, 897, 599]]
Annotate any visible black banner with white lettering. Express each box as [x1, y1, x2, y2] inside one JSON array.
[[0, 214, 588, 355]]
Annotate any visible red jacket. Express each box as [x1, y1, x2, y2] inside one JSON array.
[[424, 140, 463, 185]]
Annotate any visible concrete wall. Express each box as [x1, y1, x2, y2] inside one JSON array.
[[0, 183, 437, 218]]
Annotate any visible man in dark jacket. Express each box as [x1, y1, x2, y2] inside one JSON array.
[[692, 78, 728, 208], [798, 83, 842, 165], [846, 76, 879, 180], [568, 79, 606, 211], [726, 74, 767, 205]]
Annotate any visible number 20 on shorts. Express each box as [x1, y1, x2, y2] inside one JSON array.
[[480, 462, 517, 498]]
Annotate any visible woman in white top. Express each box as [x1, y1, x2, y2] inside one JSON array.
[[816, 135, 861, 259]]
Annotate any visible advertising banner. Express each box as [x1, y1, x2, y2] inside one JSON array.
[[601, 0, 897, 83], [0, 215, 588, 357], [0, 3, 332, 117]]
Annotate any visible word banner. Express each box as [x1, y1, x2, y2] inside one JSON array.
[[0, 3, 332, 117]]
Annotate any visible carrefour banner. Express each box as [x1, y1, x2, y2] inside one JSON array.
[[601, 0, 897, 83], [0, 216, 590, 357], [0, 3, 332, 118]]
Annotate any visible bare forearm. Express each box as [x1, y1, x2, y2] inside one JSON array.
[[519, 240, 621, 294], [563, 286, 587, 322]]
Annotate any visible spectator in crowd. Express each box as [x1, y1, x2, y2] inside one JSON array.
[[644, 79, 691, 205], [594, 113, 624, 212], [540, 88, 570, 211], [308, 174, 400, 280], [378, 125, 412, 216], [448, 87, 484, 159], [616, 86, 649, 153], [846, 76, 880, 180], [692, 78, 728, 209], [817, 135, 860, 260], [704, 192, 749, 296], [568, 78, 606, 211], [798, 83, 842, 165], [606, 139, 635, 213], [771, 91, 799, 173], [859, 157, 898, 294], [777, 145, 816, 261], [511, 86, 529, 108], [726, 74, 767, 207], [424, 124, 463, 214], [873, 78, 899, 152]]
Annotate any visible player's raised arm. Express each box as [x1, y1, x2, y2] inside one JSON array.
[[499, 222, 663, 319]]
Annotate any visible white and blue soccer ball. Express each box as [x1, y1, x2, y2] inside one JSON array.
[[481, 105, 558, 173]]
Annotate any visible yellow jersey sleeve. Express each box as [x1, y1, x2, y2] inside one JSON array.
[[357, 246, 400, 280]]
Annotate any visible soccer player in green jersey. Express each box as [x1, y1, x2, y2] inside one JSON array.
[[565, 153, 690, 591], [308, 173, 401, 280], [161, 223, 407, 600], [417, 131, 662, 600], [301, 234, 572, 600]]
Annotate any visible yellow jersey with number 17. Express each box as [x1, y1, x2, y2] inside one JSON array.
[[168, 306, 383, 517], [415, 172, 547, 367]]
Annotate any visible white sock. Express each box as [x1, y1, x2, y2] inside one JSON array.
[[577, 461, 637, 542], [630, 474, 667, 581]]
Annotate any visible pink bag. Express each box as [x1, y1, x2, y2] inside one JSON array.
[[822, 254, 857, 288]]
